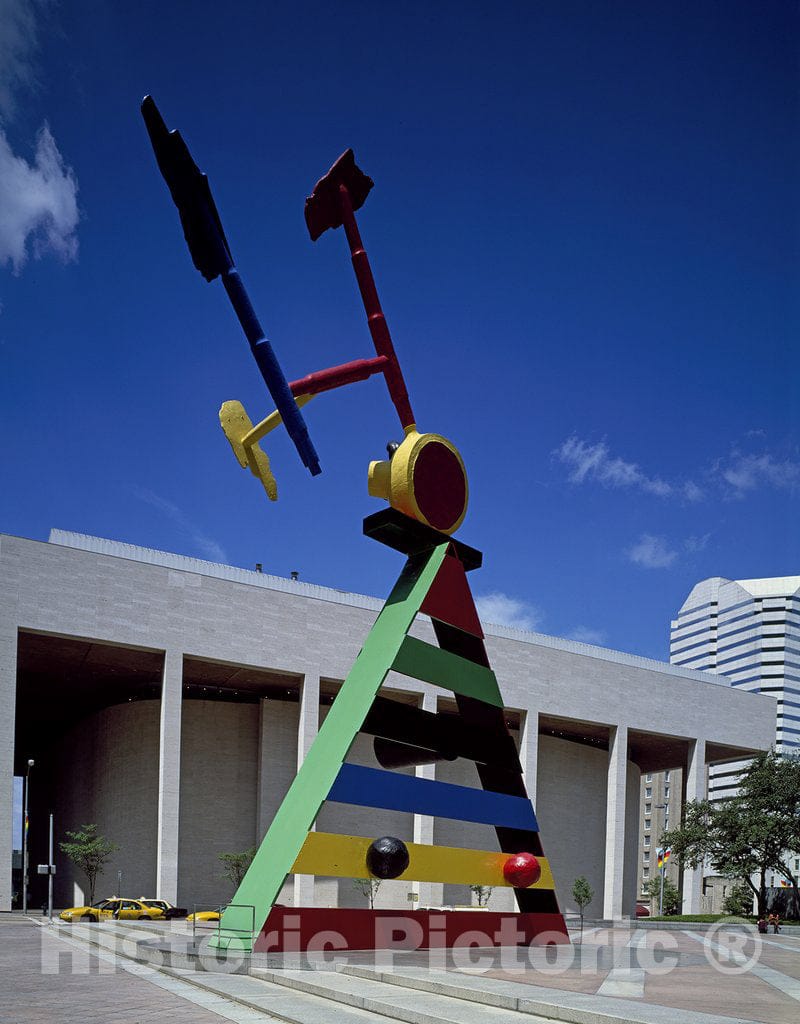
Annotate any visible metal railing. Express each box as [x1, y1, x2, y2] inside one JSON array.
[[190, 902, 255, 952]]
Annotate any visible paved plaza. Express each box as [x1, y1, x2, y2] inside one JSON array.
[[1, 914, 800, 1024], [0, 917, 266, 1024], [475, 925, 800, 1024]]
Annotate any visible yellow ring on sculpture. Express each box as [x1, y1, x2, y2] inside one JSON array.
[[369, 430, 468, 535]]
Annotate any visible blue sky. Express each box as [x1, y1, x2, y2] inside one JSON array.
[[1, 0, 798, 669]]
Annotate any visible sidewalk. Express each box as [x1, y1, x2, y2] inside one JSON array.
[[2, 914, 799, 1024], [0, 916, 262, 1024], [453, 925, 800, 1024]]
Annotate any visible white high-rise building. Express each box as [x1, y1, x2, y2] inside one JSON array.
[[670, 576, 800, 800]]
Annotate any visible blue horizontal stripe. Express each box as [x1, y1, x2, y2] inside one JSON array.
[[328, 763, 538, 831]]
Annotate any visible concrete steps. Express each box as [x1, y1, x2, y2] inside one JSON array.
[[52, 922, 760, 1024], [341, 963, 534, 1013], [336, 964, 759, 1024], [60, 923, 638, 1024], [58, 921, 554, 1024], [251, 966, 556, 1024], [63, 918, 242, 973], [163, 966, 407, 1024], [53, 921, 399, 1023], [337, 963, 632, 1023]]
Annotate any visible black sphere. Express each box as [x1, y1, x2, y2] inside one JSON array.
[[366, 836, 410, 879]]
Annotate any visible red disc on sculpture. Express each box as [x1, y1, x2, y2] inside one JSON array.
[[503, 852, 541, 888], [412, 440, 467, 533]]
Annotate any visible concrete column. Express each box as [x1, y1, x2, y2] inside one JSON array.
[[682, 738, 706, 914], [0, 633, 17, 911], [293, 670, 319, 908], [257, 700, 296, 839], [603, 724, 628, 920], [297, 671, 320, 767], [520, 709, 539, 803], [156, 649, 182, 902], [412, 690, 442, 908]]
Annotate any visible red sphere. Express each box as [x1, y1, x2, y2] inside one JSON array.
[[503, 852, 541, 888]]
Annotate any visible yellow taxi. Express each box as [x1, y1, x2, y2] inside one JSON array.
[[186, 909, 220, 922], [137, 897, 188, 919], [60, 897, 165, 922]]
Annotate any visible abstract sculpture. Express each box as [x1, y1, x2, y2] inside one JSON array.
[[142, 97, 568, 953]]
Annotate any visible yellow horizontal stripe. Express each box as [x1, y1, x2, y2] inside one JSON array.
[[291, 832, 554, 889]]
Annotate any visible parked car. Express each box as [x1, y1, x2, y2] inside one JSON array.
[[137, 897, 188, 919], [635, 903, 651, 918], [60, 901, 110, 923], [60, 897, 165, 922], [186, 909, 220, 922]]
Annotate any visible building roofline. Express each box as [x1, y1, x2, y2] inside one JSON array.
[[0, 528, 751, 691], [735, 575, 800, 598], [679, 575, 800, 605]]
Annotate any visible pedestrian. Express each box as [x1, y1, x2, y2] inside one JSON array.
[[772, 913, 781, 934], [757, 916, 768, 934]]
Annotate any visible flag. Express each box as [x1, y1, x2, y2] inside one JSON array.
[[657, 847, 671, 870], [780, 879, 791, 888], [24, 814, 28, 834]]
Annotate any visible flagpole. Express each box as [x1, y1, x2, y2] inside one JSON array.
[[657, 847, 672, 915]]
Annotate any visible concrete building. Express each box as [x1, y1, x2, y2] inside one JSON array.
[[635, 767, 682, 906], [670, 576, 800, 800], [634, 575, 800, 913], [0, 530, 777, 921]]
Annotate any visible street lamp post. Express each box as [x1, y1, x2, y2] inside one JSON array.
[[47, 813, 54, 922], [22, 759, 34, 915]]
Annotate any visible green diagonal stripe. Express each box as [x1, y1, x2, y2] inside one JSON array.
[[212, 542, 449, 951], [392, 635, 503, 707]]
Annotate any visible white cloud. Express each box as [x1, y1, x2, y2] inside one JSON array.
[[0, 0, 41, 122], [682, 481, 704, 502], [553, 436, 702, 501], [555, 434, 800, 507], [475, 592, 542, 632], [683, 533, 710, 554], [566, 626, 608, 646], [715, 452, 800, 498], [475, 595, 607, 645], [627, 534, 677, 569], [133, 488, 228, 564], [0, 123, 79, 271], [0, 2, 80, 275], [625, 532, 709, 571]]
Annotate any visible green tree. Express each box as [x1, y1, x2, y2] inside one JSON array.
[[571, 876, 594, 941], [722, 881, 755, 917], [59, 824, 118, 906], [663, 751, 800, 918], [644, 875, 681, 916], [470, 884, 493, 908], [218, 847, 257, 889], [352, 877, 381, 909]]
